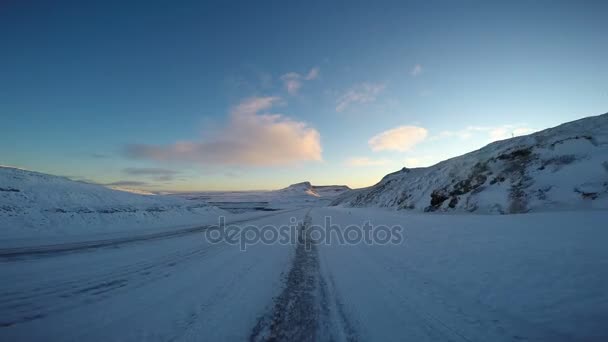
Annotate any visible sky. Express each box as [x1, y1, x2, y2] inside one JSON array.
[[1, 1, 607, 191]]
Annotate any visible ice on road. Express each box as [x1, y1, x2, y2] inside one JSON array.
[[1, 207, 607, 341]]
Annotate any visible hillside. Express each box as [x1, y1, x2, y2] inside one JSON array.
[[332, 113, 608, 214], [278, 181, 350, 198], [0, 166, 224, 239]]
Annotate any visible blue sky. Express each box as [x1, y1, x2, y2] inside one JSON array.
[[1, 1, 607, 190]]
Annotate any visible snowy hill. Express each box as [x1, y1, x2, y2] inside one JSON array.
[[332, 113, 608, 214], [278, 181, 321, 197], [0, 166, 224, 238], [268, 181, 350, 206], [278, 181, 350, 198]]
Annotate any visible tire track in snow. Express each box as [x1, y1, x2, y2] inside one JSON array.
[[250, 210, 358, 342], [0, 242, 228, 328], [0, 209, 308, 328], [0, 208, 303, 260]]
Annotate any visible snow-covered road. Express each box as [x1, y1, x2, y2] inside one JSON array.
[[1, 207, 607, 341], [0, 209, 305, 341]]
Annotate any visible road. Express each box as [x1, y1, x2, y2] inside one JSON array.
[[1, 207, 600, 341]]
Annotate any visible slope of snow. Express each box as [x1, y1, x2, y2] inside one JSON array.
[[312, 207, 608, 341], [0, 166, 226, 239], [312, 185, 352, 197], [278, 181, 321, 197], [332, 113, 608, 213]]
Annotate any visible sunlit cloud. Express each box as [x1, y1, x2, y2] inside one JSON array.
[[435, 127, 479, 140], [346, 157, 392, 167], [368, 126, 428, 152], [404, 155, 444, 168], [435, 125, 538, 142], [336, 83, 385, 112], [126, 97, 322, 166], [280, 67, 320, 95], [410, 64, 423, 76], [489, 127, 537, 141]]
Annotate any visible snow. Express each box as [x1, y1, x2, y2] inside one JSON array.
[[0, 210, 302, 341], [333, 113, 608, 214], [0, 167, 348, 244], [1, 207, 606, 341], [312, 207, 608, 341], [0, 166, 227, 241], [175, 182, 350, 212]]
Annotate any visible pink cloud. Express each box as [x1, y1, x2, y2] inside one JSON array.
[[345, 157, 391, 167], [368, 125, 428, 152], [126, 97, 322, 166]]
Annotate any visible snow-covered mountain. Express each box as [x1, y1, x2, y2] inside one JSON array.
[[0, 166, 224, 238], [278, 181, 350, 198], [277, 181, 321, 197], [332, 113, 608, 214], [264, 181, 351, 206]]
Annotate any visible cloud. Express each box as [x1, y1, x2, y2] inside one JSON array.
[[105, 180, 148, 187], [346, 157, 391, 167], [368, 126, 428, 152], [281, 72, 302, 95], [489, 127, 537, 141], [435, 127, 480, 140], [126, 97, 322, 166], [122, 168, 178, 176], [305, 67, 320, 80], [280, 67, 320, 95], [122, 167, 179, 181], [435, 125, 537, 142], [404, 155, 444, 168], [410, 64, 423, 76], [336, 83, 385, 112]]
